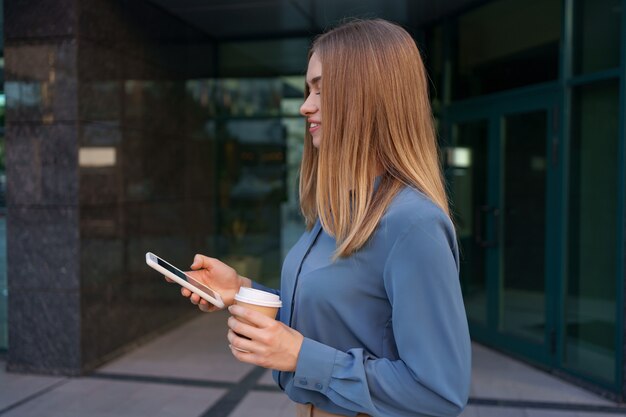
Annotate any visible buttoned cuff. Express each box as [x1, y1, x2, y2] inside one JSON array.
[[293, 337, 337, 394]]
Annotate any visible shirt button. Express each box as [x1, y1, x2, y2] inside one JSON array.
[[315, 383, 323, 390], [299, 378, 307, 385]]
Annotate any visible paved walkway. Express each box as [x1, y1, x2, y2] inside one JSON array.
[[1, 312, 625, 416]]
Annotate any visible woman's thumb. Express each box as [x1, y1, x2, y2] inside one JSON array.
[[191, 254, 203, 269]]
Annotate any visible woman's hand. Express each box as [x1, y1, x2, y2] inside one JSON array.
[[227, 304, 304, 372], [165, 254, 251, 313]]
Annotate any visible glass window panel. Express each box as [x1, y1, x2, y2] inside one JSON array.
[[281, 116, 306, 260], [183, 77, 306, 288], [574, 0, 621, 74], [447, 120, 489, 325], [0, 89, 4, 349], [218, 117, 287, 286], [500, 111, 547, 343], [565, 80, 619, 384], [219, 38, 310, 78], [0, 51, 5, 350], [186, 77, 302, 118], [454, 0, 561, 99], [425, 24, 444, 113]]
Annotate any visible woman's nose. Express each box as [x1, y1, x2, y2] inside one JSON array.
[[300, 95, 317, 116]]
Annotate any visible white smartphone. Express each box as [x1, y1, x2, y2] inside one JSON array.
[[145, 252, 225, 309]]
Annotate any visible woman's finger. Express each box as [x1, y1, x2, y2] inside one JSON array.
[[230, 343, 253, 361], [181, 287, 192, 297], [228, 305, 273, 328], [227, 316, 264, 341], [189, 293, 201, 305], [197, 299, 213, 312], [190, 254, 216, 270], [227, 329, 257, 354], [199, 303, 213, 313]]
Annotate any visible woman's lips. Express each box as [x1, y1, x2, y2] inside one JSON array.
[[309, 123, 321, 133]]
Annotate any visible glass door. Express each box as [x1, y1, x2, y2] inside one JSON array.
[[499, 110, 550, 347], [0, 79, 6, 351], [447, 120, 490, 326], [446, 88, 559, 365]]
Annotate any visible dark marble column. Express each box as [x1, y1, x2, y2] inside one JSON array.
[[5, 0, 81, 374], [5, 0, 217, 375]]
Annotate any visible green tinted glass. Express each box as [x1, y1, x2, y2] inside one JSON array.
[[425, 25, 444, 112], [565, 80, 619, 384], [499, 111, 548, 343], [574, 0, 621, 74], [0, 82, 5, 351], [449, 120, 489, 325], [454, 0, 561, 99], [184, 77, 306, 288]]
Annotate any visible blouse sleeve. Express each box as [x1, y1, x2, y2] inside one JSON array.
[[291, 214, 471, 417], [251, 281, 280, 297]]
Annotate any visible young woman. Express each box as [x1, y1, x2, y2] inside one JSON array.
[[178, 19, 471, 417]]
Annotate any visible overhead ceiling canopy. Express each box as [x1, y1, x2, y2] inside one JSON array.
[[148, 0, 482, 41]]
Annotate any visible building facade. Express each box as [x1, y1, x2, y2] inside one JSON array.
[[1, 0, 625, 402]]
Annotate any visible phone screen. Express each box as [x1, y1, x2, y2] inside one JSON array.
[[156, 257, 217, 298]]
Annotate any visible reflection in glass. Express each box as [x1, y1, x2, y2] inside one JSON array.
[[186, 78, 285, 118], [0, 55, 5, 350], [574, 0, 621, 74], [454, 0, 561, 99], [219, 38, 310, 78], [281, 117, 306, 259], [78, 77, 306, 322], [424, 24, 444, 112], [566, 81, 619, 384], [447, 121, 489, 324], [185, 77, 306, 288], [500, 111, 547, 343]]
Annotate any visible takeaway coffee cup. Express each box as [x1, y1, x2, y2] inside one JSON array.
[[233, 287, 282, 322], [232, 287, 282, 351]]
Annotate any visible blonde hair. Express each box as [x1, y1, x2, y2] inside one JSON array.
[[299, 19, 450, 258]]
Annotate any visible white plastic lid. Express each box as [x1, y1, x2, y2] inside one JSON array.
[[234, 287, 282, 308]]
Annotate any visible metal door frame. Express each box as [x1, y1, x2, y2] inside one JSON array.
[[444, 83, 561, 366]]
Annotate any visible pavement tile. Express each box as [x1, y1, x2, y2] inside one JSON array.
[[574, 413, 626, 417], [1, 377, 225, 417], [524, 410, 626, 417], [2, 320, 624, 417], [471, 344, 614, 406], [459, 405, 480, 416], [0, 367, 66, 411], [257, 369, 277, 387], [525, 410, 578, 417], [476, 405, 528, 417], [229, 391, 296, 417], [99, 312, 254, 383]]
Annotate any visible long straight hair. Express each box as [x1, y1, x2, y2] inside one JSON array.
[[299, 19, 450, 258]]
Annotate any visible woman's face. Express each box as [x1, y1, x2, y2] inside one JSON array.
[[300, 53, 322, 148]]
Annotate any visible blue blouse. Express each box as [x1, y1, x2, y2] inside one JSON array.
[[253, 186, 471, 417]]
